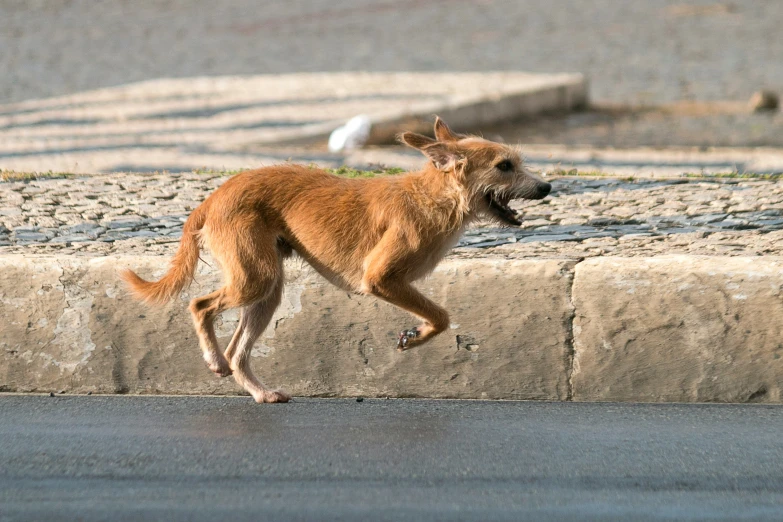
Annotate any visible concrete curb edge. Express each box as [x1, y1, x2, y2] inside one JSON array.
[[2, 254, 781, 403]]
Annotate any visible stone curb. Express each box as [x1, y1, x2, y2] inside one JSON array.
[[571, 256, 783, 403], [2, 254, 782, 403]]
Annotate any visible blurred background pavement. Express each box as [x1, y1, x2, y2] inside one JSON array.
[[1, 0, 782, 167], [3, 0, 782, 105]]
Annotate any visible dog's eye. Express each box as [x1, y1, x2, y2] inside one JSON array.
[[496, 160, 514, 172]]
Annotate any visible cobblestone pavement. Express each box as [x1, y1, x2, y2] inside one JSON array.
[[2, 0, 782, 106], [2, 172, 781, 259]]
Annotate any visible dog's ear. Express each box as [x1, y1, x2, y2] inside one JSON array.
[[399, 131, 436, 150], [400, 131, 463, 171], [422, 143, 465, 172], [433, 116, 460, 142]]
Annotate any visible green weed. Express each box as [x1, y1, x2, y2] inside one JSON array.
[[0, 170, 75, 182]]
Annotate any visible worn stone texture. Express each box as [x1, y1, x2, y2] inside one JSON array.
[[571, 256, 783, 403], [0, 256, 574, 399]]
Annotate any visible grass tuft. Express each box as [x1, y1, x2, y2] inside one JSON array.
[[1, 170, 75, 182], [327, 166, 406, 178], [192, 168, 246, 176], [2, 166, 410, 181], [191, 165, 407, 178]]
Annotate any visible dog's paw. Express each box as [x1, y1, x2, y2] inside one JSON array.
[[254, 390, 292, 404], [211, 363, 233, 377], [214, 366, 233, 377], [205, 354, 233, 377], [397, 328, 420, 351]]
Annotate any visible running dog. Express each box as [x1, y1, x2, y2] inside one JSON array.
[[122, 117, 551, 403]]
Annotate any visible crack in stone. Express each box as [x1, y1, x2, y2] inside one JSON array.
[[563, 258, 583, 401]]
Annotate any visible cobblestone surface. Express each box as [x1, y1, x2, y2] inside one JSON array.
[[1, 172, 781, 259]]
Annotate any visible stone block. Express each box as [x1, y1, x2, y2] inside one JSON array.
[[0, 256, 574, 399], [571, 256, 783, 402]]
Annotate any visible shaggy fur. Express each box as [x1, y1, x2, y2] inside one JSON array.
[[121, 118, 551, 403]]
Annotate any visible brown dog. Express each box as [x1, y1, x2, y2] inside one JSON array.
[[122, 117, 551, 403]]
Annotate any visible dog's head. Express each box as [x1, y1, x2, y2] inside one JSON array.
[[400, 117, 551, 226]]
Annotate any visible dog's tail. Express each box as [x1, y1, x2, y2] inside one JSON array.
[[120, 203, 208, 305]]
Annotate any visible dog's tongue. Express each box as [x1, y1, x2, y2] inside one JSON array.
[[489, 197, 522, 226]]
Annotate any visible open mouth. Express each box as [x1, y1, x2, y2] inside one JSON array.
[[485, 192, 522, 226]]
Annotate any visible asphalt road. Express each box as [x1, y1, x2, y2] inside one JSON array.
[[1, 397, 782, 521], [2, 0, 782, 105]]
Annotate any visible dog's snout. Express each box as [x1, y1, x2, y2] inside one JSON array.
[[537, 182, 551, 198]]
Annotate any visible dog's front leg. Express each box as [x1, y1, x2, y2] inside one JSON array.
[[380, 282, 450, 351], [361, 232, 450, 351]]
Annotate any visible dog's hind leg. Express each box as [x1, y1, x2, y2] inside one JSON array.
[[190, 219, 283, 380], [189, 288, 234, 377], [202, 221, 289, 403], [224, 276, 289, 403]]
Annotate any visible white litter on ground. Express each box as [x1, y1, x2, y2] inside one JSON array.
[[328, 115, 372, 152]]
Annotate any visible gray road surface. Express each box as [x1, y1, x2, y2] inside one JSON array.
[[1, 396, 782, 521], [2, 0, 782, 106]]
